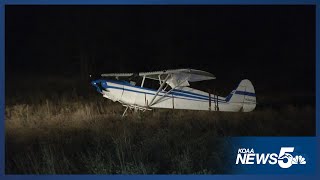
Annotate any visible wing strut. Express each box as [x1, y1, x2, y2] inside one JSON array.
[[148, 74, 171, 107], [141, 75, 146, 87], [149, 74, 191, 106]]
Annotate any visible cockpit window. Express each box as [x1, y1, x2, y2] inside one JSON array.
[[130, 81, 136, 86]]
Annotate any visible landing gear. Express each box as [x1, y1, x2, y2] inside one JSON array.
[[121, 104, 152, 118], [122, 106, 129, 117]]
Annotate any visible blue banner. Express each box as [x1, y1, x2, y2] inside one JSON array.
[[227, 137, 317, 174]]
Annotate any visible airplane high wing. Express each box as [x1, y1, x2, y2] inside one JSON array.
[[101, 68, 216, 88], [138, 69, 215, 81]]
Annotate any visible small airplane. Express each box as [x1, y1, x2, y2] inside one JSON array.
[[91, 69, 256, 116]]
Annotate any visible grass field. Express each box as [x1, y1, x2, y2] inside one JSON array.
[[4, 77, 315, 174], [5, 94, 315, 174]]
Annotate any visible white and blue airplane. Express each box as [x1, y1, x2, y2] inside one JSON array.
[[91, 69, 256, 116]]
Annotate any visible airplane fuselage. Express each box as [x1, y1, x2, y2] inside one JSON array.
[[91, 79, 255, 112]]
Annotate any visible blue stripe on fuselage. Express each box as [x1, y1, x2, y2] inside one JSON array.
[[95, 79, 224, 101], [234, 91, 255, 97], [100, 81, 227, 103], [224, 90, 256, 103], [104, 85, 217, 103]]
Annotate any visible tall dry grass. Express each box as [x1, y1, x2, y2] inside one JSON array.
[[5, 94, 315, 174]]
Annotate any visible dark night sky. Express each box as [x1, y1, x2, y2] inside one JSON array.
[[5, 5, 315, 97]]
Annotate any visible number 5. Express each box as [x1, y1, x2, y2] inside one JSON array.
[[278, 147, 294, 168]]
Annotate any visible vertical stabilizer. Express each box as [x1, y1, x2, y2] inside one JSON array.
[[225, 79, 256, 112]]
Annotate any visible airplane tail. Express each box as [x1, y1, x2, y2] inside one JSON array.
[[225, 79, 256, 112]]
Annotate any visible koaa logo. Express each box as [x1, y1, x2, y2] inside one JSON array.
[[236, 147, 306, 168]]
